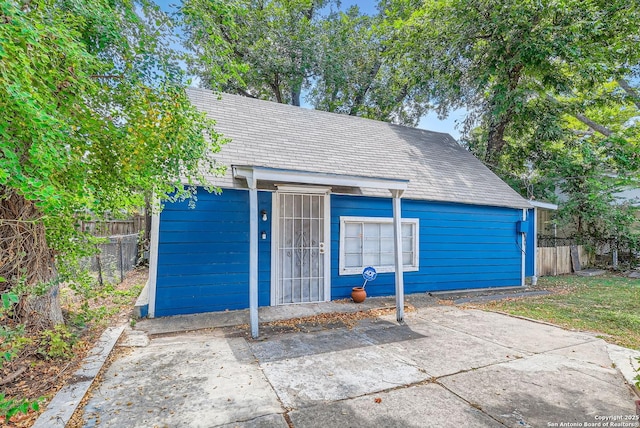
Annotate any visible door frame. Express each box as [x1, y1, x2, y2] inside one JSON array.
[[270, 186, 331, 306]]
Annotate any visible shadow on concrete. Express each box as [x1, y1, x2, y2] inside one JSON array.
[[246, 320, 426, 363]]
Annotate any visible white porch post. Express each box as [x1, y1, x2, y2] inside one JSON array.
[[392, 189, 405, 323], [248, 179, 259, 338]]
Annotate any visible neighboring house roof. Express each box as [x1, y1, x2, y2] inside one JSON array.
[[187, 87, 531, 209]]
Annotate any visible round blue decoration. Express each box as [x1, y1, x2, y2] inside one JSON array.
[[362, 266, 377, 281]]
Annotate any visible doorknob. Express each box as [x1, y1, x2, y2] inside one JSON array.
[[319, 242, 325, 254]]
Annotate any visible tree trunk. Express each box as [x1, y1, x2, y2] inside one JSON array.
[[291, 85, 301, 107], [0, 186, 63, 328], [485, 65, 522, 165], [485, 114, 510, 166]]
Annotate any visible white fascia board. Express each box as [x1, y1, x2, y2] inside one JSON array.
[[529, 200, 558, 210], [232, 165, 409, 191]]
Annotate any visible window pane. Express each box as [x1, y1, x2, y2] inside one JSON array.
[[363, 237, 380, 253], [402, 223, 413, 237], [402, 237, 413, 252], [380, 223, 394, 237], [345, 222, 361, 238], [403, 252, 413, 265], [380, 237, 394, 252], [364, 223, 380, 238], [363, 252, 379, 266], [345, 254, 362, 268], [345, 237, 361, 253], [380, 252, 394, 266]]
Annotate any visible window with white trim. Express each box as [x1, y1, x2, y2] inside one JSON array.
[[339, 216, 419, 275]]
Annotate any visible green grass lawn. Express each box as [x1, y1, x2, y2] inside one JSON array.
[[476, 275, 640, 350]]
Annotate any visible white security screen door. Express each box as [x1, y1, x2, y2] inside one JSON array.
[[274, 191, 329, 304]]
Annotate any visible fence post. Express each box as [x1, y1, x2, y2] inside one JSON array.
[[118, 237, 124, 283], [96, 245, 104, 287]]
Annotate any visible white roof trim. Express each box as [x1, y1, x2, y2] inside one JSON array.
[[529, 200, 558, 210], [232, 165, 409, 192]]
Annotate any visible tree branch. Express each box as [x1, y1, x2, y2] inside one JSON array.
[[235, 88, 258, 99], [616, 78, 640, 110], [545, 94, 615, 137], [573, 112, 613, 137], [349, 60, 382, 116]]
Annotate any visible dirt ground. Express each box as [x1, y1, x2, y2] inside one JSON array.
[[1, 267, 148, 428]]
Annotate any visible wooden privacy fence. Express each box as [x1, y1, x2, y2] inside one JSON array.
[[537, 245, 593, 276], [79, 215, 145, 237]]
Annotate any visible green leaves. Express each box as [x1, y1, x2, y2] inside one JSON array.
[[0, 393, 40, 423], [1, 292, 18, 312], [182, 0, 331, 105], [1, 0, 226, 291]]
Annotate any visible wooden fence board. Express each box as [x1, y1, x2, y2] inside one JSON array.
[[80, 215, 145, 237], [537, 245, 591, 276]]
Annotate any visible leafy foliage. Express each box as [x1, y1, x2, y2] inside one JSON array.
[[387, 0, 640, 251], [181, 0, 426, 123], [391, 0, 640, 161], [308, 5, 429, 124], [0, 393, 39, 424], [37, 325, 76, 360], [181, 0, 332, 106], [0, 0, 226, 294]]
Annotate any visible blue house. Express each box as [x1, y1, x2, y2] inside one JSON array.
[[146, 88, 533, 336]]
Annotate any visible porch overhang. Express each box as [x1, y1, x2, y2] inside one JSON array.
[[529, 200, 558, 210], [234, 165, 410, 338], [232, 165, 409, 192]]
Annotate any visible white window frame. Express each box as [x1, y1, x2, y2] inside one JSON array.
[[339, 216, 419, 275]]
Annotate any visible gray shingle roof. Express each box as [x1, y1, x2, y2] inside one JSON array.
[[188, 88, 531, 209]]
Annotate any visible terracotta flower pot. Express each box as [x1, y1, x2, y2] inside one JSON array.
[[351, 287, 366, 303]]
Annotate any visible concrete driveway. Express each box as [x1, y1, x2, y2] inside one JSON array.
[[79, 303, 639, 428]]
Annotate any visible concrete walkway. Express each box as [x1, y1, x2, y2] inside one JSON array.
[[79, 302, 639, 428]]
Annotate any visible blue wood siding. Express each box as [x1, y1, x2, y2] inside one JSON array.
[[330, 195, 524, 300], [155, 188, 271, 317]]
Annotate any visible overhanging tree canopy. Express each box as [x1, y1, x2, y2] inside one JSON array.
[[0, 0, 226, 325]]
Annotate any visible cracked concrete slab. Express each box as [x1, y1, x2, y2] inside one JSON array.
[[258, 343, 431, 408], [288, 383, 503, 428], [390, 317, 526, 377], [440, 352, 638, 428], [419, 307, 598, 353], [65, 305, 639, 427], [81, 333, 283, 428]]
